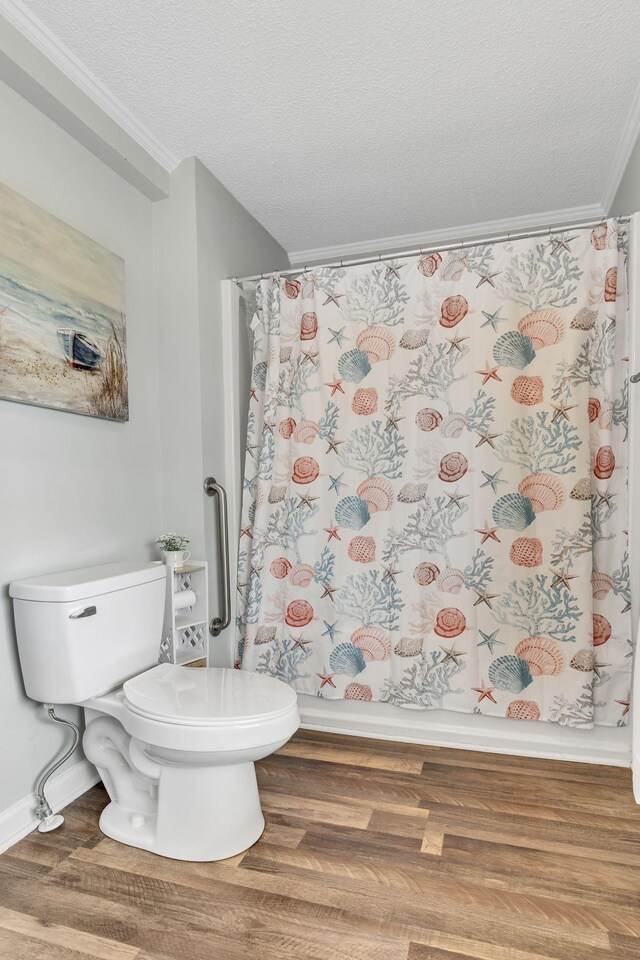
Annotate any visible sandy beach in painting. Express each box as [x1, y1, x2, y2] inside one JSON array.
[[0, 182, 127, 420]]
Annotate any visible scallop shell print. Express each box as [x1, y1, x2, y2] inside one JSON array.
[[436, 569, 465, 594], [492, 493, 536, 531], [288, 563, 315, 587], [252, 360, 268, 391], [506, 700, 540, 721], [591, 571, 614, 599], [515, 637, 564, 677], [348, 536, 376, 563], [352, 387, 378, 416], [493, 330, 536, 369], [294, 420, 319, 444], [357, 476, 394, 512], [488, 655, 533, 693], [440, 413, 468, 438], [329, 642, 366, 677], [338, 348, 372, 383], [351, 626, 391, 661], [441, 255, 467, 281], [517, 474, 564, 512], [511, 375, 543, 406], [356, 326, 396, 363], [335, 496, 371, 530], [343, 682, 373, 701], [509, 537, 543, 567], [517, 308, 565, 349]]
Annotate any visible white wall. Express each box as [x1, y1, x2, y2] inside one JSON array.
[[611, 133, 640, 217], [0, 79, 164, 816], [155, 158, 288, 666], [0, 91, 287, 834]]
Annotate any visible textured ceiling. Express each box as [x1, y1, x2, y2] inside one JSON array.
[[23, 0, 640, 254]]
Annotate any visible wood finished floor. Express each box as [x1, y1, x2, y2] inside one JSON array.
[[0, 729, 639, 960]]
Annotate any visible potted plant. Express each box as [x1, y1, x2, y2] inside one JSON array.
[[156, 533, 191, 568]]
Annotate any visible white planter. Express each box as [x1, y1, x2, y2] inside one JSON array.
[[161, 549, 191, 568]]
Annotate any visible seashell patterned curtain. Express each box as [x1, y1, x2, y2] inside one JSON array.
[[236, 219, 630, 728]]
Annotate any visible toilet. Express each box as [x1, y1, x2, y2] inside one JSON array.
[[9, 561, 299, 861]]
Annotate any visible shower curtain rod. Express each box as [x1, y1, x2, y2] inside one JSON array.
[[231, 214, 631, 286]]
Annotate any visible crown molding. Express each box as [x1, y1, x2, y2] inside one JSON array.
[[601, 79, 640, 214], [288, 202, 606, 266], [0, 0, 178, 174]]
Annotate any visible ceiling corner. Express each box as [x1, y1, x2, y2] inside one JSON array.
[[0, 0, 179, 176], [601, 79, 640, 214]]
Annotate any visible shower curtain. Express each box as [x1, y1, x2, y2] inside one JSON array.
[[236, 219, 630, 728]]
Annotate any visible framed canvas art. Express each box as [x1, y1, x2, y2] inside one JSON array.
[[0, 182, 128, 421]]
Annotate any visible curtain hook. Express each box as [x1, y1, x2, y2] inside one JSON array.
[[460, 238, 465, 250]]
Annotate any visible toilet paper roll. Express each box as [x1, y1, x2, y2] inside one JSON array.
[[173, 589, 196, 610]]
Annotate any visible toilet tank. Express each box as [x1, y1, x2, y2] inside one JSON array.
[[10, 562, 167, 704]]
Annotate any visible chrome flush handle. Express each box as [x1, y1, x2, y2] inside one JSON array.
[[69, 606, 97, 619]]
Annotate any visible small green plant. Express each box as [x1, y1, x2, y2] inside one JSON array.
[[156, 533, 190, 552]]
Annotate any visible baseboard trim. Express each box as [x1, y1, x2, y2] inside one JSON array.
[[0, 759, 99, 854], [298, 696, 632, 768]]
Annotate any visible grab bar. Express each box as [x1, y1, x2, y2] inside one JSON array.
[[203, 477, 231, 637]]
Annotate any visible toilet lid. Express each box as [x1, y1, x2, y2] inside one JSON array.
[[123, 663, 297, 726]]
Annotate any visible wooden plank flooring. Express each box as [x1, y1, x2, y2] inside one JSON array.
[[0, 729, 638, 960]]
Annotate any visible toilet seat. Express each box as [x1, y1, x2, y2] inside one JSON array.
[[118, 664, 299, 753]]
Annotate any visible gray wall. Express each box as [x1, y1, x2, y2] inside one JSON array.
[[0, 105, 287, 814], [154, 158, 288, 666], [610, 135, 640, 216], [0, 78, 163, 812]]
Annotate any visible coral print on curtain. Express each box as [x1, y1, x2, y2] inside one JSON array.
[[236, 219, 630, 728]]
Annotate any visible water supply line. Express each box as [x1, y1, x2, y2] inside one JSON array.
[[35, 705, 80, 832]]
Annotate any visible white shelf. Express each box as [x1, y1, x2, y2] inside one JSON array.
[[175, 616, 207, 631], [159, 560, 209, 667]]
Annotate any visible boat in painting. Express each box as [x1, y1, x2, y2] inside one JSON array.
[[57, 328, 103, 371]]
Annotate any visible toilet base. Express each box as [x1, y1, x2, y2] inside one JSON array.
[[98, 759, 266, 862]]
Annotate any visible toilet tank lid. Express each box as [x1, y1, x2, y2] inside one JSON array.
[[10, 561, 166, 602]]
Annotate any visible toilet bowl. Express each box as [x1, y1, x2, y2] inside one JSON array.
[[83, 664, 298, 861], [10, 562, 300, 862]]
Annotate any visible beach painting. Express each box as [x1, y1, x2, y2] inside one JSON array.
[[0, 182, 128, 421]]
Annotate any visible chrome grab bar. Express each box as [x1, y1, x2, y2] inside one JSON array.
[[203, 477, 231, 637]]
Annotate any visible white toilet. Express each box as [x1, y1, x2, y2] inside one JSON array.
[[10, 561, 299, 861]]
